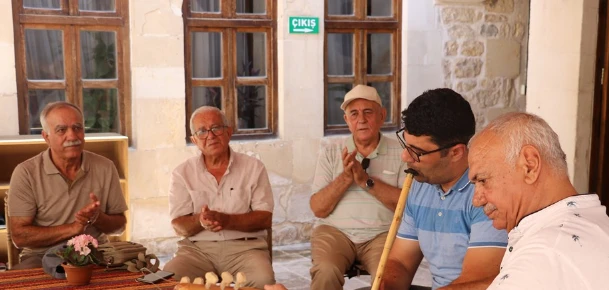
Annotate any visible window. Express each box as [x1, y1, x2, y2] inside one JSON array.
[[325, 0, 401, 133], [12, 0, 131, 136], [184, 0, 276, 138]]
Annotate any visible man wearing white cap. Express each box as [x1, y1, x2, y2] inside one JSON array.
[[309, 85, 408, 290]]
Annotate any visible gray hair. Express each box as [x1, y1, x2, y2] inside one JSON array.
[[189, 106, 230, 134], [40, 101, 84, 133], [473, 112, 568, 174]]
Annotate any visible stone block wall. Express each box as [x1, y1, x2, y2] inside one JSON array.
[[405, 0, 444, 104], [526, 0, 599, 192], [436, 0, 529, 129]]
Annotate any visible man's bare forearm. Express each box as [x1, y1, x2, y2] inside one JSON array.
[[310, 173, 352, 218], [364, 178, 401, 211], [439, 277, 495, 290], [12, 222, 82, 248], [224, 210, 272, 232], [171, 214, 203, 237], [382, 259, 416, 290]]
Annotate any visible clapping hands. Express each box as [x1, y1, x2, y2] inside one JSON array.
[[199, 205, 228, 232]]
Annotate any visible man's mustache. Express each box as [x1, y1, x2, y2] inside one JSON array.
[[483, 203, 498, 215], [63, 140, 82, 147]]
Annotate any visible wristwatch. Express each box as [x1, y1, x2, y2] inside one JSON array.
[[365, 177, 375, 189]]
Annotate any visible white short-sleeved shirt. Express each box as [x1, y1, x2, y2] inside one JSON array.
[[169, 148, 274, 241], [488, 194, 609, 290]]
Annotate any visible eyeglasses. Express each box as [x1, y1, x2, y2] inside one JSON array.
[[395, 127, 463, 162], [194, 126, 227, 139]]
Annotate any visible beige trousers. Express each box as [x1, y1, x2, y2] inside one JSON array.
[[310, 225, 388, 290], [163, 237, 275, 289]]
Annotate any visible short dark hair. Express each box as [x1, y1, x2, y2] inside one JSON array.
[[402, 88, 475, 147]]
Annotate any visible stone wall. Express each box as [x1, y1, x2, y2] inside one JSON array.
[[436, 0, 529, 129], [405, 0, 444, 104], [526, 0, 599, 192]]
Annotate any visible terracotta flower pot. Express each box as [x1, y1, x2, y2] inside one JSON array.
[[62, 263, 94, 286]]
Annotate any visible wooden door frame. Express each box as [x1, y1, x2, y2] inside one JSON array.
[[590, 0, 609, 214]]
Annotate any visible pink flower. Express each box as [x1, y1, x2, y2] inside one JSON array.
[[58, 234, 101, 266], [67, 234, 98, 256]]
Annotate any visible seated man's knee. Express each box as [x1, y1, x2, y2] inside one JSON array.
[[310, 260, 346, 289], [12, 255, 43, 270], [163, 257, 199, 280], [247, 275, 275, 289], [244, 266, 275, 288], [311, 260, 343, 276]]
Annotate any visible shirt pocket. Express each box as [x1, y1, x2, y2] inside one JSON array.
[[376, 170, 399, 187], [222, 186, 252, 214], [188, 190, 216, 213]]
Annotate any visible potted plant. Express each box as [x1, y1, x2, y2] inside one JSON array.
[[55, 234, 102, 286]]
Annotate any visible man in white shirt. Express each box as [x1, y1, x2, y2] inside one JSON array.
[[468, 112, 609, 290], [163, 106, 274, 289]]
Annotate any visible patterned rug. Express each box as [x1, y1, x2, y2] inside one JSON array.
[[0, 267, 178, 289]]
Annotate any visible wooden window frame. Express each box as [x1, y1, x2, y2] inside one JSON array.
[[12, 0, 131, 137], [324, 0, 402, 134], [183, 0, 277, 139]]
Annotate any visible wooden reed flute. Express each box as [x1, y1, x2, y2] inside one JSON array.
[[371, 168, 417, 290]]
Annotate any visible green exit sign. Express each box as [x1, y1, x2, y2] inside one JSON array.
[[289, 16, 319, 34]]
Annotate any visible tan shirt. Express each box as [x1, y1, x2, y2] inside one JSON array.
[[8, 149, 128, 255], [169, 148, 274, 241]]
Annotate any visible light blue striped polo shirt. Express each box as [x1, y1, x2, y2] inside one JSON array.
[[397, 169, 508, 289]]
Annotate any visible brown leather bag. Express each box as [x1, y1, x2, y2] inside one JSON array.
[[97, 241, 159, 273]]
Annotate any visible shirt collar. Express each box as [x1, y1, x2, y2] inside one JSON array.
[[198, 146, 235, 172], [346, 133, 386, 160], [434, 168, 472, 195], [42, 148, 87, 175], [516, 193, 596, 230]]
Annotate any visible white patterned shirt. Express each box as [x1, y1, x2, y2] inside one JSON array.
[[488, 194, 609, 290]]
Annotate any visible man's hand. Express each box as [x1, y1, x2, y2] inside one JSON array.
[[341, 147, 358, 182], [75, 193, 101, 226], [351, 158, 369, 189], [342, 147, 369, 188], [70, 219, 87, 234], [199, 205, 229, 232]]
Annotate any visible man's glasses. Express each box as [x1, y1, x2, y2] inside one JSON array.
[[395, 127, 463, 162], [194, 126, 227, 139]]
